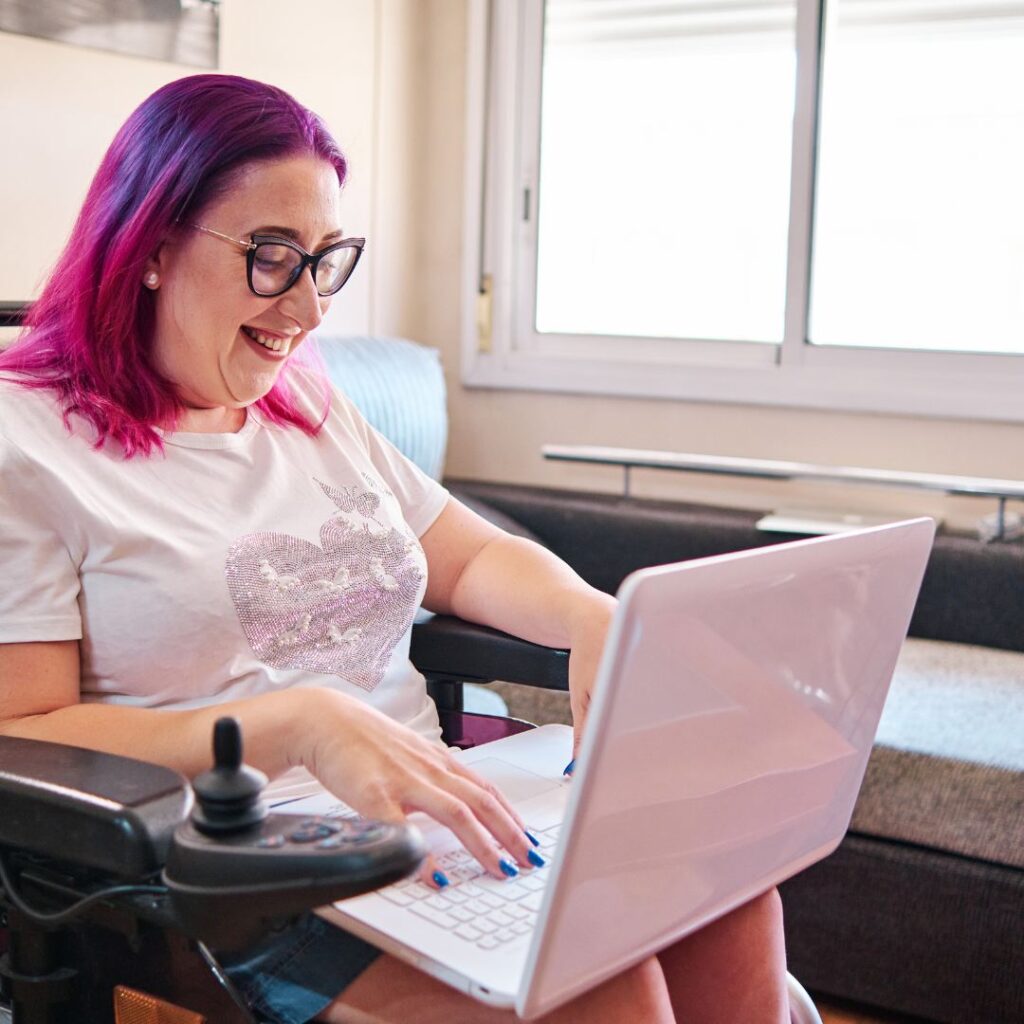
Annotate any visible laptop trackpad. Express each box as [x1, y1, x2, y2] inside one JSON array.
[[470, 758, 562, 803]]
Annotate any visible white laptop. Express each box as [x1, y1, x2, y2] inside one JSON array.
[[288, 518, 935, 1020]]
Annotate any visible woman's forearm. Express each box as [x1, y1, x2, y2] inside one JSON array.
[[0, 686, 327, 781], [443, 532, 616, 650]]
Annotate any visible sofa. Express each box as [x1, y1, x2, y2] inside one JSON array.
[[322, 335, 1024, 1024]]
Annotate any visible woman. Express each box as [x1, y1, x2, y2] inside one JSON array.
[[0, 75, 788, 1023]]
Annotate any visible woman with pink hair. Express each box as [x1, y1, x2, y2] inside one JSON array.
[[0, 75, 788, 1023]]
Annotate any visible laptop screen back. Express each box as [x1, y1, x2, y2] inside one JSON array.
[[521, 518, 935, 1018]]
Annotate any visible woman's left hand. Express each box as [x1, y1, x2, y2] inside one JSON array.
[[564, 592, 616, 767]]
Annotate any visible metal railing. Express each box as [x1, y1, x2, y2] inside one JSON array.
[[543, 444, 1024, 540]]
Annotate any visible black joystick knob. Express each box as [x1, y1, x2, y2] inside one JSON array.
[[191, 717, 268, 835]]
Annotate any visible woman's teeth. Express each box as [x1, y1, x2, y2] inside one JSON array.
[[242, 326, 291, 353]]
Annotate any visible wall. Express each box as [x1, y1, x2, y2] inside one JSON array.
[[0, 0, 381, 338], [413, 0, 1024, 534]]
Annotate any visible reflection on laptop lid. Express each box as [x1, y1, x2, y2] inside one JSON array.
[[314, 518, 936, 1019]]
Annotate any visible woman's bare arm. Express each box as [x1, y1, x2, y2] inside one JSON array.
[[0, 639, 538, 881], [420, 498, 616, 758], [0, 639, 316, 780]]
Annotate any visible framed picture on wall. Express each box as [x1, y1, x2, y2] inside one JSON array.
[[0, 0, 219, 68]]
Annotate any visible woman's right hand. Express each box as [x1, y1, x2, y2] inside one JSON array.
[[300, 688, 541, 888]]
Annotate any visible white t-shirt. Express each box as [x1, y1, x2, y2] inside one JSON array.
[[0, 376, 450, 763]]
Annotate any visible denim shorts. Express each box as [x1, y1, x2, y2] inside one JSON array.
[[217, 913, 381, 1024]]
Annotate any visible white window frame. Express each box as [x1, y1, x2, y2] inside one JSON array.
[[459, 0, 1024, 423]]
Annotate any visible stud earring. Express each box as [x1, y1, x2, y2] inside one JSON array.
[[143, 271, 160, 288]]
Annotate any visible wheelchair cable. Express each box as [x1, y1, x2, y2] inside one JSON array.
[[0, 852, 165, 927]]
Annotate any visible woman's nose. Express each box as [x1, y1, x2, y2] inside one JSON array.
[[280, 266, 327, 332]]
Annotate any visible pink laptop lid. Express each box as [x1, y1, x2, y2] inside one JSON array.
[[521, 518, 935, 1018]]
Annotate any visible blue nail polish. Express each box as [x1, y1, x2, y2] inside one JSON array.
[[499, 859, 519, 878], [432, 870, 449, 888], [525, 830, 540, 847], [527, 849, 546, 868], [563, 758, 575, 776]]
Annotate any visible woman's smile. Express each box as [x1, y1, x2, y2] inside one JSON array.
[[241, 324, 300, 357]]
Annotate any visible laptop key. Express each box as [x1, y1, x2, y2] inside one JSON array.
[[410, 906, 459, 929], [495, 928, 515, 943], [424, 894, 454, 912], [475, 918, 498, 935], [511, 921, 532, 935], [488, 910, 514, 927], [379, 888, 413, 907], [402, 883, 435, 901], [465, 899, 490, 915], [477, 936, 500, 950], [479, 893, 506, 910], [504, 904, 529, 920], [454, 924, 483, 942], [521, 891, 545, 912], [496, 882, 531, 900], [449, 906, 476, 923]]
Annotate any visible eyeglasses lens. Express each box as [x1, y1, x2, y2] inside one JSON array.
[[250, 242, 359, 297], [251, 242, 303, 296], [315, 246, 359, 295]]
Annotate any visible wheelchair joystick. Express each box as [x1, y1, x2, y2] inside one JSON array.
[[190, 717, 268, 835], [163, 717, 426, 949]]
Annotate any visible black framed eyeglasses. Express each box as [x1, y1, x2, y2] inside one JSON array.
[[191, 224, 365, 298]]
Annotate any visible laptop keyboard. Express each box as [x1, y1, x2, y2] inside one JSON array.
[[377, 823, 561, 950]]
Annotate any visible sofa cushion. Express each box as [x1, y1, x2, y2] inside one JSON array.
[[852, 637, 1024, 870], [318, 336, 448, 479], [877, 637, 1024, 770]]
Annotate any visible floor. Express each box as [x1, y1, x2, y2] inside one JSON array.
[[818, 997, 929, 1024]]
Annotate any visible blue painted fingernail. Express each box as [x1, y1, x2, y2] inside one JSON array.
[[499, 859, 519, 878], [563, 759, 575, 776], [432, 870, 449, 888], [527, 849, 546, 868], [525, 830, 540, 847]]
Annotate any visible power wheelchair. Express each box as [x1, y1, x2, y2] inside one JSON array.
[[0, 617, 822, 1023]]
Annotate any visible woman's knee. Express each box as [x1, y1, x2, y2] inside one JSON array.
[[560, 955, 674, 1023], [751, 886, 783, 919]]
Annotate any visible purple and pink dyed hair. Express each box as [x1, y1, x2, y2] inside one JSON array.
[[0, 74, 347, 456]]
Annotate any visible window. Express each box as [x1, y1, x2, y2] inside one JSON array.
[[462, 0, 1024, 421]]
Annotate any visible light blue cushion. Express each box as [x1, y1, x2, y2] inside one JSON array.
[[316, 335, 448, 480]]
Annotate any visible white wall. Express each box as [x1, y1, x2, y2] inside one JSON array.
[[0, 0, 379, 336], [3, 0, 1023, 532]]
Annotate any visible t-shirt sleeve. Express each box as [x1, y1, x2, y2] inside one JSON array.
[[326, 387, 450, 538], [360, 421, 450, 537], [0, 431, 82, 642]]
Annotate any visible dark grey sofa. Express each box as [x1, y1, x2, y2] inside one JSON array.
[[322, 334, 1023, 1024], [447, 480, 1024, 1024]]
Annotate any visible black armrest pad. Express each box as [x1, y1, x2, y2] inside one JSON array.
[[0, 735, 191, 878], [410, 616, 569, 690]]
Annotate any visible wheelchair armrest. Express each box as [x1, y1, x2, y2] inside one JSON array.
[[0, 735, 192, 879], [410, 615, 569, 691]]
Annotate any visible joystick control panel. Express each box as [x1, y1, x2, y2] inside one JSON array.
[[162, 717, 425, 948]]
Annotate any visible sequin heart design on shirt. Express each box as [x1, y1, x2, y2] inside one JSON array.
[[224, 480, 425, 690]]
